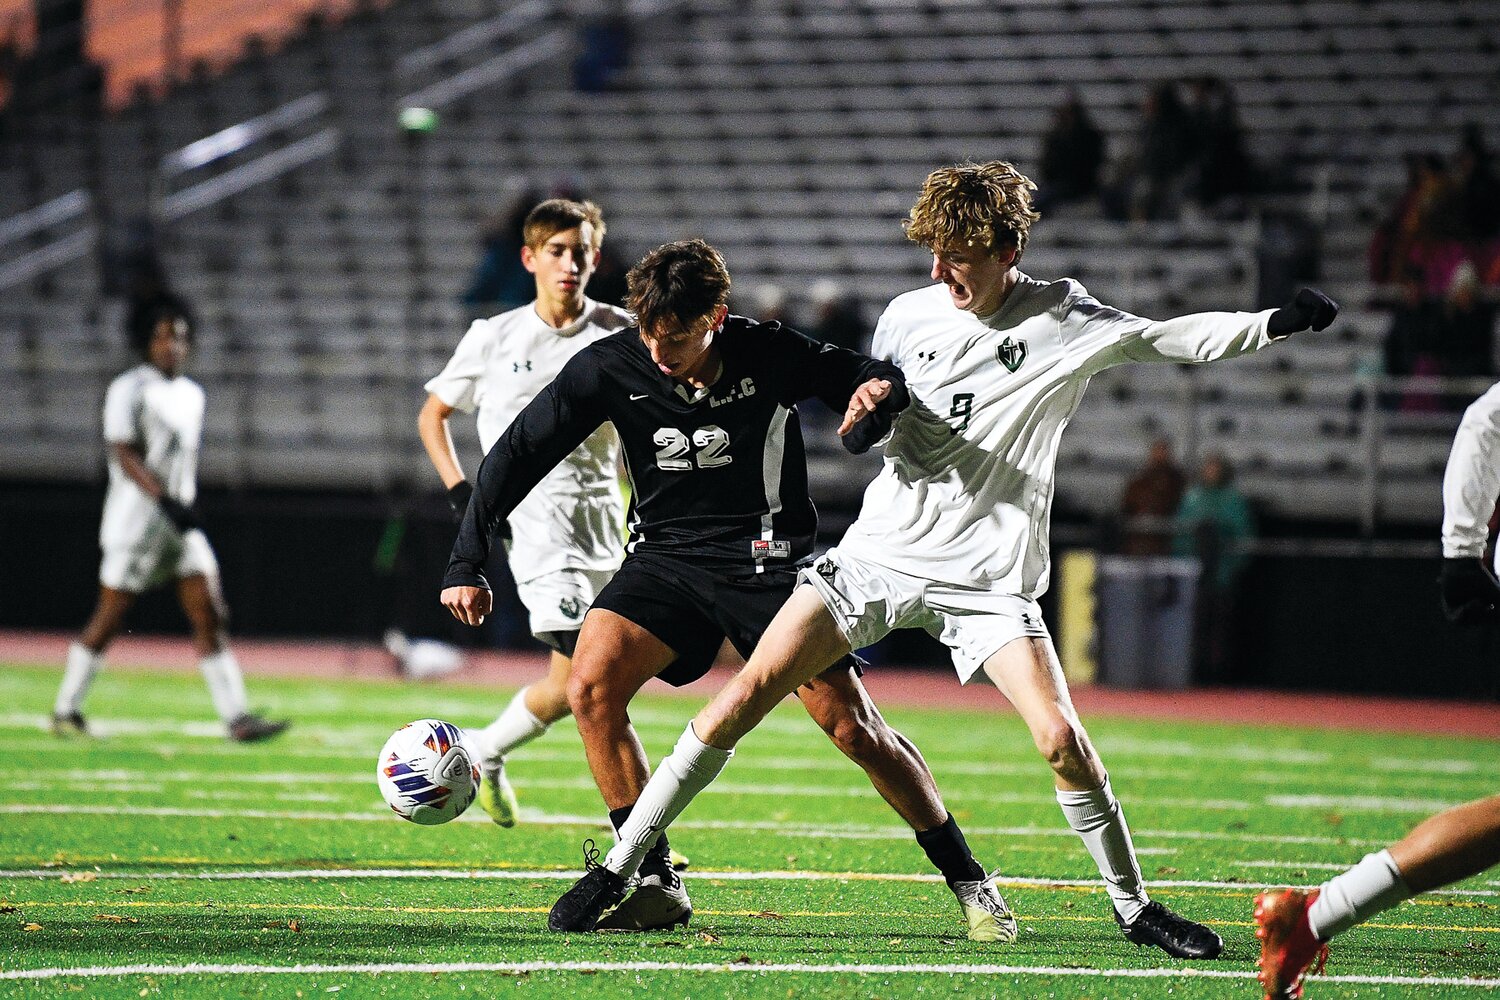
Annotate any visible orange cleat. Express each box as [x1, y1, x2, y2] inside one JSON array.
[[1254, 888, 1330, 999]]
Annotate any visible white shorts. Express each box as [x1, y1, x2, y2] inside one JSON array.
[[800, 548, 1051, 685], [99, 529, 219, 593], [514, 566, 616, 638]]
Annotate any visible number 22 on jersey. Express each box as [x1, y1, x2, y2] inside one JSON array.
[[653, 426, 733, 471]]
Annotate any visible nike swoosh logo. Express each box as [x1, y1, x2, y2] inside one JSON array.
[[629, 393, 649, 400]]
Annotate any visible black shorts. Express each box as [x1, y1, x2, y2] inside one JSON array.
[[588, 552, 858, 687]]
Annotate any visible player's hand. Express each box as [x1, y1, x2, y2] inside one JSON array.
[[158, 497, 202, 534], [446, 480, 474, 522], [441, 585, 492, 627], [1439, 557, 1500, 625], [838, 378, 895, 437], [1267, 288, 1339, 338]]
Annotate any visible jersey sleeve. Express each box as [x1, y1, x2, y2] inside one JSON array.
[[768, 321, 909, 416], [443, 351, 611, 589], [102, 375, 142, 446], [1058, 282, 1278, 378], [424, 320, 489, 412], [1442, 383, 1500, 559]]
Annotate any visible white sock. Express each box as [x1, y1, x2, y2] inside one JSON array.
[[604, 723, 732, 877], [56, 643, 102, 716], [1057, 778, 1149, 922], [1307, 849, 1410, 940], [468, 687, 547, 767], [198, 649, 249, 723]]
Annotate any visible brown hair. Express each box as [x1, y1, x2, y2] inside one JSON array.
[[522, 198, 606, 250], [903, 161, 1040, 260], [626, 239, 732, 335]]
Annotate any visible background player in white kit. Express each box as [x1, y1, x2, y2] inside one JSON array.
[[1254, 383, 1500, 999], [419, 198, 633, 828], [52, 306, 288, 743], [552, 161, 1340, 958]]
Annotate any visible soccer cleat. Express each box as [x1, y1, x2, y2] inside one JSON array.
[[50, 712, 89, 738], [669, 848, 691, 872], [477, 762, 519, 828], [950, 871, 1019, 943], [1114, 899, 1224, 959], [548, 839, 630, 932], [228, 713, 290, 743], [1255, 888, 1329, 999], [595, 852, 692, 931]]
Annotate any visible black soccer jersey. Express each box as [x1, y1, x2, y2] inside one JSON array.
[[444, 316, 907, 585]]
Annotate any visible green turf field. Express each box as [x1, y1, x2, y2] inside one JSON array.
[[1, 661, 1496, 998]]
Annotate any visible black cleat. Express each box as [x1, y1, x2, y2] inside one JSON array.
[[228, 713, 290, 743], [548, 839, 630, 932], [1115, 900, 1224, 959]]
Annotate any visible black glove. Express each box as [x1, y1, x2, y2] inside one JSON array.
[[446, 480, 474, 522], [1267, 288, 1340, 338], [1439, 557, 1500, 625], [158, 496, 202, 533]]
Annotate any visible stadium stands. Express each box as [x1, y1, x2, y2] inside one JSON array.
[[0, 0, 1495, 526]]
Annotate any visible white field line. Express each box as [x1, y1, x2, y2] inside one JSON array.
[[3, 712, 1495, 775], [2, 865, 1495, 899], [0, 802, 1400, 850], [1265, 794, 1467, 814], [3, 959, 1499, 988]]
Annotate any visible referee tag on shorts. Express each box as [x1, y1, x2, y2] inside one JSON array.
[[751, 539, 792, 560]]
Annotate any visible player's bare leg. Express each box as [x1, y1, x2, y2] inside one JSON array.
[[981, 637, 1220, 959], [179, 573, 284, 742], [55, 586, 137, 735], [562, 608, 689, 930], [1257, 795, 1500, 999]]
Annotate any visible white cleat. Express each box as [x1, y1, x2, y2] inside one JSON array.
[[595, 857, 692, 931], [476, 761, 519, 828], [951, 872, 1019, 943]]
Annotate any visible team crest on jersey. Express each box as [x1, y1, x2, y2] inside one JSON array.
[[559, 596, 583, 620], [996, 337, 1028, 373]]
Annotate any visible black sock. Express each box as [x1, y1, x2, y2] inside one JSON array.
[[915, 813, 986, 886], [608, 804, 672, 865]]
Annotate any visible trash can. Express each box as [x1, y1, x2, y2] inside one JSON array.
[[1095, 555, 1200, 689]]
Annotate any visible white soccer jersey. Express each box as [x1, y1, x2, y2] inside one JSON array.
[[425, 298, 633, 583], [838, 274, 1279, 598], [1441, 381, 1500, 564], [99, 363, 205, 549]]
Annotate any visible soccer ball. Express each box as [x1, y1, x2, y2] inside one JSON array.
[[376, 719, 479, 825]]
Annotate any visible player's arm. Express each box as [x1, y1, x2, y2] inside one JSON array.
[[1068, 286, 1338, 374], [768, 322, 911, 454], [417, 393, 474, 520], [1439, 384, 1500, 624], [441, 356, 607, 625]]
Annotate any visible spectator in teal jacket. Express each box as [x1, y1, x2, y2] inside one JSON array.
[[1173, 453, 1254, 682]]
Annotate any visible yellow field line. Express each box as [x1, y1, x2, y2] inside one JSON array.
[[7, 899, 1498, 933]]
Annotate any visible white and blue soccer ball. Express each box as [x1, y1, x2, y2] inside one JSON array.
[[376, 719, 479, 825]]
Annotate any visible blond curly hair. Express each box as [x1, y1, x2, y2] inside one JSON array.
[[903, 161, 1040, 260]]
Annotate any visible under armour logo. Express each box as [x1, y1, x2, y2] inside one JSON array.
[[513, 361, 533, 373], [916, 350, 939, 362]]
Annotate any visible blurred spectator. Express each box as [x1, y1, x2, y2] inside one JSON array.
[[1173, 453, 1254, 683], [1129, 82, 1196, 221], [1038, 91, 1105, 211], [1368, 153, 1447, 286], [1186, 76, 1256, 211], [743, 283, 792, 325], [1119, 438, 1186, 556], [573, 0, 631, 93], [461, 193, 537, 317], [808, 279, 868, 352], [1380, 279, 1443, 411], [1439, 262, 1495, 380], [588, 239, 629, 307]]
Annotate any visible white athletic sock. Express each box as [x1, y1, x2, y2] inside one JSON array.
[[469, 687, 548, 767], [198, 649, 249, 724], [1057, 778, 1149, 922], [55, 643, 102, 716], [603, 723, 732, 877], [1307, 849, 1410, 940]]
